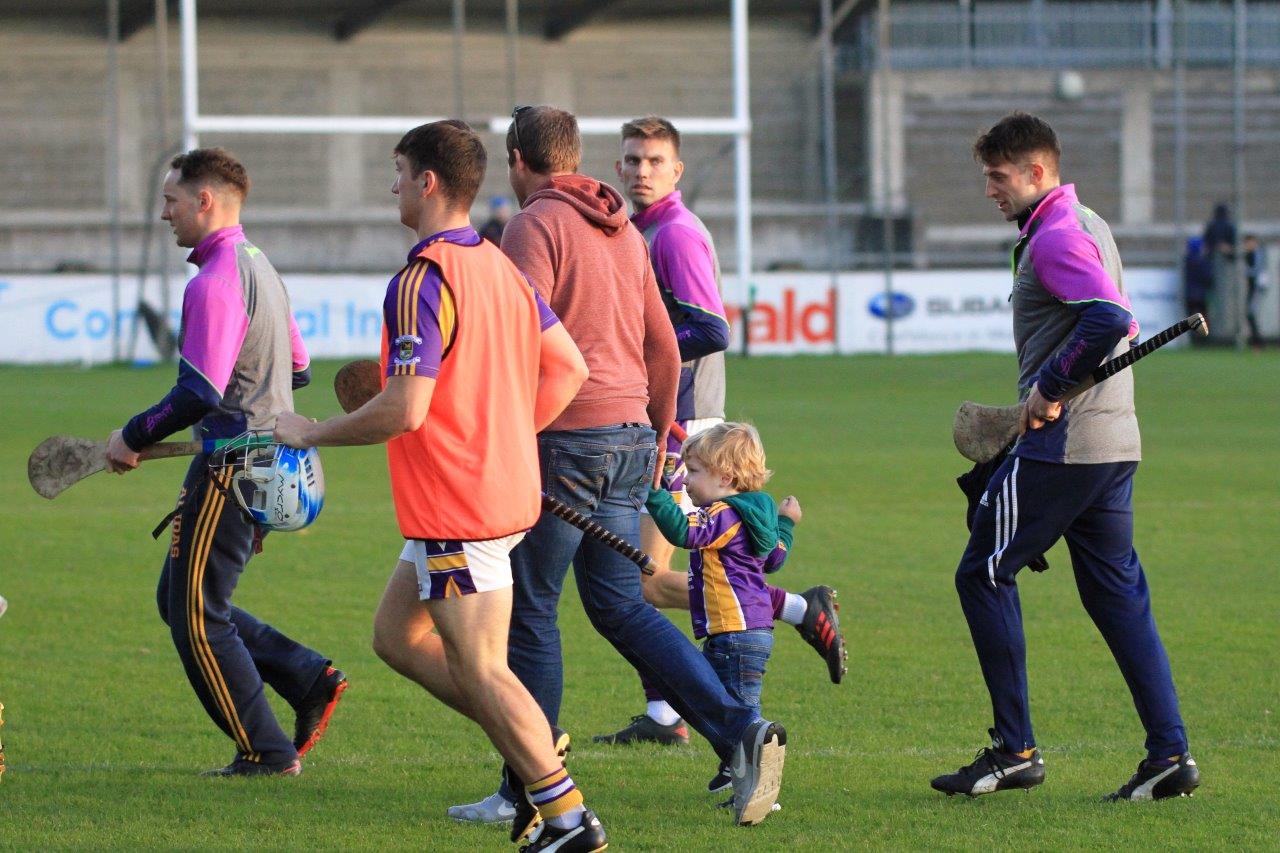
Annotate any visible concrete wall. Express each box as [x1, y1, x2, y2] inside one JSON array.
[[875, 66, 1280, 265], [8, 14, 1277, 275], [0, 14, 831, 274]]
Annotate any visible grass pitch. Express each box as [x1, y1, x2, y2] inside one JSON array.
[[1, 351, 1276, 850]]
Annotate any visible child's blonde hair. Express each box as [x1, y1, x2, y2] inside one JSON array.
[[682, 422, 772, 493]]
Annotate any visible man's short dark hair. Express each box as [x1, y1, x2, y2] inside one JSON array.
[[621, 116, 681, 155], [973, 112, 1060, 168], [170, 148, 250, 199], [505, 106, 581, 174], [394, 120, 486, 209]]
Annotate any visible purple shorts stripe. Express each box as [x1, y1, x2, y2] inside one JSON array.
[[427, 567, 477, 599]]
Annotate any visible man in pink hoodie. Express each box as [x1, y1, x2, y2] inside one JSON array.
[[447, 106, 787, 834]]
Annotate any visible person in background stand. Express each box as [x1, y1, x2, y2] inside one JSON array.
[[480, 196, 513, 245]]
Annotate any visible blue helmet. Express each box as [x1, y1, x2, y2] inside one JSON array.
[[224, 440, 325, 532]]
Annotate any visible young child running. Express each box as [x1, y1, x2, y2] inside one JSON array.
[[645, 422, 800, 796]]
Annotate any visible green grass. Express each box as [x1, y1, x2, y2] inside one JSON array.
[[1, 352, 1277, 850]]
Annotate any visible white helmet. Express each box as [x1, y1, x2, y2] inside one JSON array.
[[217, 436, 325, 532]]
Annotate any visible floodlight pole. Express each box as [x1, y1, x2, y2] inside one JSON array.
[[107, 0, 122, 363], [155, 0, 173, 329], [452, 0, 466, 118], [731, 0, 753, 352], [1172, 0, 1186, 241], [878, 0, 895, 355], [820, 0, 841, 344], [180, 0, 198, 151], [1232, 0, 1247, 351], [505, 0, 518, 107]]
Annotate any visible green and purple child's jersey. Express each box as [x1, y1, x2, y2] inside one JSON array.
[[646, 488, 794, 639]]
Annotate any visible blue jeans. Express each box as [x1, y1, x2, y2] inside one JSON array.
[[703, 629, 773, 711], [505, 425, 758, 782]]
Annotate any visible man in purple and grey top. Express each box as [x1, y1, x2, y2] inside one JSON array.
[[590, 117, 846, 751], [931, 114, 1199, 802], [105, 149, 344, 778]]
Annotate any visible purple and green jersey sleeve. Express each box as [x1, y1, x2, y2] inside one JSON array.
[[762, 516, 795, 574]]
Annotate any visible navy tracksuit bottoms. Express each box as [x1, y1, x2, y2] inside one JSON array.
[[157, 456, 329, 767], [955, 454, 1189, 760]]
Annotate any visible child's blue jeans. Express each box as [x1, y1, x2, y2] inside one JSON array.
[[702, 628, 774, 710]]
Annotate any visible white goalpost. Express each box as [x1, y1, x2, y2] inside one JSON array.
[[177, 0, 754, 301]]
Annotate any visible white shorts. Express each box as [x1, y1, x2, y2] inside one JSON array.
[[399, 532, 526, 600]]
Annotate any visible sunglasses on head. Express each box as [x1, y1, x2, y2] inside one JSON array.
[[511, 105, 533, 157]]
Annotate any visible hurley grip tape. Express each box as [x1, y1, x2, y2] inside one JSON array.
[[540, 495, 656, 575]]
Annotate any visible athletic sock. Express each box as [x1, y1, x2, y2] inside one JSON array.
[[546, 806, 587, 830], [650, 696, 680, 722], [527, 766, 585, 829], [1015, 748, 1035, 759], [779, 592, 808, 626], [646, 700, 680, 726]]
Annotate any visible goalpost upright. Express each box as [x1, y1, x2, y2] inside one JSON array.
[[176, 0, 753, 307]]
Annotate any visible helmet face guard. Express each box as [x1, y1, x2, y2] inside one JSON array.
[[211, 433, 325, 532]]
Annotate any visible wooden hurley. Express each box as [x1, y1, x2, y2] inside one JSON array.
[[28, 434, 274, 500], [952, 313, 1208, 464]]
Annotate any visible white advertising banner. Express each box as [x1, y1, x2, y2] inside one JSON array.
[[722, 268, 1183, 356], [0, 268, 1182, 364], [0, 274, 390, 364]]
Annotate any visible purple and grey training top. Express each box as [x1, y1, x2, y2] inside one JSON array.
[[1011, 184, 1141, 465], [632, 191, 730, 422], [123, 225, 308, 449]]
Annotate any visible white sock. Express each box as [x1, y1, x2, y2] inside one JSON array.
[[779, 592, 807, 626], [646, 700, 680, 726], [545, 804, 586, 830]]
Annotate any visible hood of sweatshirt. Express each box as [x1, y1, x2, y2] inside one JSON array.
[[524, 174, 630, 236], [722, 491, 780, 557]]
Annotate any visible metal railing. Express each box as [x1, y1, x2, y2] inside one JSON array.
[[844, 1, 1280, 71]]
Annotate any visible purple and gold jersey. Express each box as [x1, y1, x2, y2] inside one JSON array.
[[647, 488, 793, 639], [383, 226, 557, 379], [685, 502, 788, 638]]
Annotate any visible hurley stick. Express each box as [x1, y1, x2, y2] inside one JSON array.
[[953, 313, 1208, 464], [27, 434, 273, 500], [333, 359, 660, 575]]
